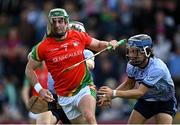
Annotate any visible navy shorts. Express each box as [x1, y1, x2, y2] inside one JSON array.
[[48, 94, 71, 124], [134, 98, 178, 119]]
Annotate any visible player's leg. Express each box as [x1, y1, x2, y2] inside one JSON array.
[[57, 98, 86, 124], [49, 94, 71, 124], [154, 113, 173, 124], [76, 85, 97, 124], [78, 94, 97, 124], [70, 95, 96, 124], [59, 103, 87, 124], [57, 85, 97, 124], [58, 86, 96, 124], [128, 99, 154, 124], [128, 109, 146, 124], [36, 111, 57, 124], [154, 98, 177, 124], [28, 112, 39, 124], [70, 114, 87, 124], [51, 108, 71, 124]]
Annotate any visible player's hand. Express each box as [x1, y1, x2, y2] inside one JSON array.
[[108, 40, 119, 50], [97, 94, 112, 107], [39, 89, 55, 102], [98, 86, 113, 99]]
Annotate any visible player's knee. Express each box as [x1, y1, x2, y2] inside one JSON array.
[[83, 110, 95, 122], [36, 117, 50, 124], [36, 119, 43, 124]]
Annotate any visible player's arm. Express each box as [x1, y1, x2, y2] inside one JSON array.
[[98, 83, 148, 100], [25, 56, 42, 86], [113, 84, 148, 99], [116, 77, 136, 91], [115, 68, 165, 99], [25, 56, 54, 102], [97, 78, 136, 106], [87, 38, 118, 52]]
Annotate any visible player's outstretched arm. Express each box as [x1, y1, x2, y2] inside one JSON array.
[[98, 83, 149, 101], [116, 78, 136, 91], [87, 38, 119, 52]]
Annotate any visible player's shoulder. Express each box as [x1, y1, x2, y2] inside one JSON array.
[[126, 62, 136, 74], [147, 57, 166, 74], [32, 38, 51, 53], [150, 57, 167, 70], [68, 29, 81, 35], [37, 37, 53, 48], [68, 30, 89, 42], [41, 37, 53, 43], [127, 62, 134, 70], [68, 29, 88, 37]]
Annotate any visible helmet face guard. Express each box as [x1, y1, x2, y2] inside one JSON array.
[[126, 46, 147, 66], [126, 34, 152, 66]]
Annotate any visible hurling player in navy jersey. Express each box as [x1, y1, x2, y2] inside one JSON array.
[[98, 34, 178, 124]]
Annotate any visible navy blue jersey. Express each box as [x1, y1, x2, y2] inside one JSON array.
[[126, 57, 175, 101]]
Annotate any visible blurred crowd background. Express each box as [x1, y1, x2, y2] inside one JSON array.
[[0, 0, 180, 124]]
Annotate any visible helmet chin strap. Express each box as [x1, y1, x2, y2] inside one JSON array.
[[143, 46, 151, 57]]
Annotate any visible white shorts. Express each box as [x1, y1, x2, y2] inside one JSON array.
[[57, 86, 91, 120]]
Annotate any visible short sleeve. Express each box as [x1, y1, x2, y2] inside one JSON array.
[[31, 42, 45, 61], [143, 68, 165, 87], [126, 63, 135, 79], [80, 32, 92, 46]]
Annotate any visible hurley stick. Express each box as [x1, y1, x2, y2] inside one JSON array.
[[61, 39, 126, 73]]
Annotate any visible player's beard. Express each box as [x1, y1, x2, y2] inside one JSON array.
[[129, 56, 148, 68], [129, 59, 143, 66], [53, 31, 66, 38], [52, 26, 67, 38]]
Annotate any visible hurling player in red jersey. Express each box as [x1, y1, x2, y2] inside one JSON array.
[[22, 52, 71, 124], [25, 8, 119, 124], [22, 55, 48, 124], [23, 21, 94, 124]]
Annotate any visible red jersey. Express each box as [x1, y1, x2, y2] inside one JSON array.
[[32, 63, 48, 96], [31, 30, 93, 96]]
